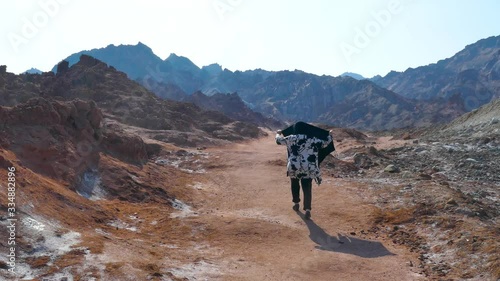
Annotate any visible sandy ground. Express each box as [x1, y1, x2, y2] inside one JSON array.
[[0, 132, 428, 280], [180, 133, 425, 281]]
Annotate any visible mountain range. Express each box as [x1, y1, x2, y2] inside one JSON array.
[[371, 36, 500, 111], [1, 55, 266, 147], [50, 35, 499, 130]]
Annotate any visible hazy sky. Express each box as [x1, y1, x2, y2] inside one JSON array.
[[1, 0, 500, 77]]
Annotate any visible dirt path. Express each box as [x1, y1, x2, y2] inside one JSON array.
[[179, 133, 424, 280]]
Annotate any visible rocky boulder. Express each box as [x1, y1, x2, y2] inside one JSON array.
[[353, 153, 374, 169], [384, 164, 400, 173], [101, 122, 149, 165]]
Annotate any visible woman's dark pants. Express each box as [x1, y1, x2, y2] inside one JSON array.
[[291, 178, 312, 210]]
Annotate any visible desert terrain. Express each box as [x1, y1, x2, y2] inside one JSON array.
[[2, 120, 498, 280]]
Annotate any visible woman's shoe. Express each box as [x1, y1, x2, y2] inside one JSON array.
[[305, 210, 311, 220]]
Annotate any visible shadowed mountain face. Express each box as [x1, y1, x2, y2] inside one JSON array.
[[372, 35, 500, 110], [54, 36, 499, 130], [184, 91, 284, 129], [236, 72, 465, 131], [139, 65, 464, 130]]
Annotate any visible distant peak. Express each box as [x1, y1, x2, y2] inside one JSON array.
[[103, 42, 153, 53], [166, 53, 181, 60], [135, 41, 153, 50], [341, 72, 365, 80], [165, 53, 200, 71], [202, 63, 223, 74], [132, 41, 153, 52], [24, 67, 42, 74]]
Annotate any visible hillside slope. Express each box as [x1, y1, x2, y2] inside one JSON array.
[[373, 36, 500, 110], [431, 97, 500, 139], [184, 91, 283, 129]]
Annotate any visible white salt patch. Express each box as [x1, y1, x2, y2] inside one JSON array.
[[169, 199, 197, 218], [22, 217, 45, 231], [169, 260, 220, 281], [107, 219, 138, 232]]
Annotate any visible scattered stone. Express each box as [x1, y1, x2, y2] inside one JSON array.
[[431, 166, 440, 173], [176, 149, 189, 156], [402, 185, 413, 191], [446, 199, 458, 206], [432, 172, 448, 181], [414, 147, 426, 153], [155, 159, 168, 165], [354, 153, 373, 169], [384, 164, 400, 173], [480, 137, 492, 144], [418, 173, 432, 180], [400, 171, 412, 179], [0, 155, 13, 169]]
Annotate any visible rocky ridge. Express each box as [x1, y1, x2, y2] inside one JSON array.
[[53, 40, 492, 130], [372, 35, 500, 111]]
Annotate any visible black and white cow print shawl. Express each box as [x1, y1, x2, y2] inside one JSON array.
[[276, 133, 332, 184], [281, 121, 335, 165]]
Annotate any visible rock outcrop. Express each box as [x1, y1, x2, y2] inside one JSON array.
[[0, 98, 103, 183]]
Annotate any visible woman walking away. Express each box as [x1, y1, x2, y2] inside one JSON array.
[[276, 122, 334, 220]]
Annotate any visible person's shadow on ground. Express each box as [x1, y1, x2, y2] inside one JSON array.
[[297, 211, 395, 258]]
